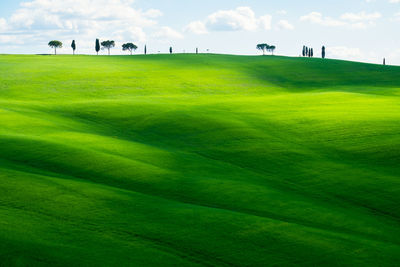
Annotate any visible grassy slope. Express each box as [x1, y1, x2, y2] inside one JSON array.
[[0, 54, 400, 266]]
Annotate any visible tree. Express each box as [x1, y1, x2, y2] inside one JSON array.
[[144, 45, 147, 55], [122, 43, 138, 55], [322, 46, 326, 59], [101, 40, 115, 55], [306, 47, 309, 57], [95, 39, 100, 55], [196, 47, 198, 54], [170, 47, 173, 54], [49, 40, 62, 55], [310, 48, 314, 57], [71, 40, 76, 55], [383, 58, 386, 65], [48, 40, 62, 55], [256, 43, 268, 55], [268, 45, 276, 55], [302, 46, 306, 57]]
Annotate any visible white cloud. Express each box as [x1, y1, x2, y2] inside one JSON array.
[[207, 7, 259, 31], [300, 11, 380, 29], [329, 46, 364, 60], [0, 18, 8, 32], [185, 7, 272, 34], [340, 11, 381, 22], [300, 12, 346, 27], [153, 26, 183, 40], [0, 0, 168, 53], [184, 21, 208, 34], [259, 15, 272, 30], [277, 20, 294, 30]]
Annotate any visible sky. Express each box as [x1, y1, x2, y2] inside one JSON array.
[[0, 0, 400, 64]]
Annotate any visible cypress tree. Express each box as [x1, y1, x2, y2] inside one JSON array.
[[144, 45, 147, 55], [95, 39, 100, 55], [322, 46, 326, 59], [196, 47, 198, 54], [302, 46, 306, 57], [383, 58, 386, 65], [71, 40, 76, 55], [170, 47, 173, 54], [306, 47, 309, 57]]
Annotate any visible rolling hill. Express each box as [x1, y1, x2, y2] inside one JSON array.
[[0, 54, 400, 266]]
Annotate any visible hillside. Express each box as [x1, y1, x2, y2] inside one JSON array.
[[0, 54, 400, 266]]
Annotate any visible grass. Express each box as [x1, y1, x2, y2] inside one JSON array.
[[0, 54, 400, 266]]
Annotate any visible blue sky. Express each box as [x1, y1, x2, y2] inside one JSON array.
[[0, 0, 400, 64]]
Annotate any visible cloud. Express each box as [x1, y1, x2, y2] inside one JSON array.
[[259, 15, 272, 30], [153, 26, 183, 40], [340, 11, 381, 22], [184, 21, 208, 35], [0, 18, 8, 32], [328, 46, 365, 61], [185, 7, 272, 34], [300, 11, 381, 29], [0, 0, 168, 53], [277, 20, 294, 30], [300, 12, 346, 27]]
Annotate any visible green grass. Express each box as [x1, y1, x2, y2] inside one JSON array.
[[0, 54, 400, 266]]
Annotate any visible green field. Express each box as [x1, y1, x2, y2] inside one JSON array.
[[0, 54, 400, 266]]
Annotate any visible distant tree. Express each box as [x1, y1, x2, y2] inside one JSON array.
[[322, 46, 326, 59], [196, 47, 198, 54], [122, 43, 138, 55], [170, 47, 173, 54], [95, 39, 100, 55], [48, 40, 62, 55], [71, 40, 76, 55], [256, 43, 268, 55], [268, 45, 276, 55], [302, 46, 306, 57], [305, 47, 309, 57], [144, 45, 147, 55], [311, 48, 314, 57], [383, 58, 386, 65], [101, 40, 115, 55]]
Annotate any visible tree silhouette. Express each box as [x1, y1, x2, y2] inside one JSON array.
[[48, 40, 62, 55], [71, 40, 76, 55], [383, 58, 386, 65], [256, 43, 268, 55], [95, 39, 100, 55], [101, 40, 115, 55], [322, 46, 326, 59], [196, 48, 198, 54], [302, 46, 306, 57], [311, 48, 314, 57], [122, 43, 138, 55], [306, 47, 309, 57], [144, 45, 147, 55], [268, 45, 276, 55], [170, 47, 173, 54]]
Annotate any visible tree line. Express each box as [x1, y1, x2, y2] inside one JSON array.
[[254, 43, 328, 59], [256, 43, 276, 55], [49, 39, 139, 55], [48, 39, 202, 56], [302, 45, 326, 58], [49, 39, 327, 59]]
